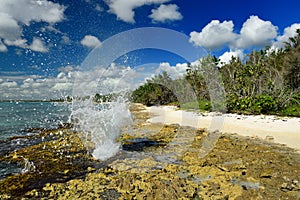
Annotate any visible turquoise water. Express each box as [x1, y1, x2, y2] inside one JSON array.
[[0, 101, 71, 140]]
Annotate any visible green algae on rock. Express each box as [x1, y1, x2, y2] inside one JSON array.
[[0, 128, 99, 198]]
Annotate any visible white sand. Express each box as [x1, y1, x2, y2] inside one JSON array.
[[146, 106, 300, 151]]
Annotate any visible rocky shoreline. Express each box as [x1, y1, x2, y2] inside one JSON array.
[[0, 104, 299, 199]]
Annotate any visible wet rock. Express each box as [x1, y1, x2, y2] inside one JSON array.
[[1, 104, 300, 199], [280, 179, 300, 192], [281, 182, 294, 191], [0, 128, 96, 198], [87, 167, 95, 172], [260, 169, 273, 178], [100, 189, 121, 200], [216, 165, 230, 172]]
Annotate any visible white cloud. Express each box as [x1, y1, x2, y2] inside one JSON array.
[[0, 40, 8, 52], [156, 62, 188, 79], [1, 81, 18, 88], [0, 0, 65, 25], [80, 35, 102, 48], [0, 12, 22, 41], [218, 49, 244, 66], [272, 23, 300, 49], [235, 16, 278, 48], [23, 78, 34, 84], [72, 64, 139, 96], [58, 65, 78, 73], [105, 0, 170, 23], [57, 72, 65, 79], [0, 64, 139, 100], [51, 82, 73, 91], [0, 72, 73, 100], [29, 38, 48, 52], [4, 38, 27, 48], [149, 4, 183, 23], [0, 74, 42, 81], [0, 0, 65, 51], [189, 20, 237, 50], [190, 16, 279, 50]]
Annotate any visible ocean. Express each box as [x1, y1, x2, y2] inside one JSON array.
[[0, 100, 133, 179], [0, 101, 71, 140], [0, 101, 71, 179]]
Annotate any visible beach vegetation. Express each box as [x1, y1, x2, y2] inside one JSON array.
[[132, 29, 300, 117]]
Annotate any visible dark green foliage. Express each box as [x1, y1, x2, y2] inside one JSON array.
[[131, 82, 177, 106], [131, 71, 179, 106], [227, 94, 278, 114], [131, 29, 300, 116], [279, 103, 300, 117], [93, 93, 114, 103], [220, 30, 300, 116]]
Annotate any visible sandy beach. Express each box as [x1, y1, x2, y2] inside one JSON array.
[[146, 106, 300, 151]]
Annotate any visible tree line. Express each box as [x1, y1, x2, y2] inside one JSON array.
[[131, 29, 300, 116]]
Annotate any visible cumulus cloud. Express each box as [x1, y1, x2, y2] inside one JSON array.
[[272, 23, 300, 49], [80, 35, 102, 48], [150, 60, 221, 80], [156, 62, 188, 78], [190, 16, 279, 50], [0, 0, 65, 25], [105, 0, 170, 23], [0, 12, 22, 41], [0, 0, 65, 51], [189, 20, 237, 50], [149, 4, 183, 23], [218, 49, 244, 66], [235, 16, 278, 48], [29, 38, 48, 53]]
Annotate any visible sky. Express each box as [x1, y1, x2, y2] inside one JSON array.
[[0, 0, 300, 100]]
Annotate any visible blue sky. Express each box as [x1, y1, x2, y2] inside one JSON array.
[[0, 0, 300, 99]]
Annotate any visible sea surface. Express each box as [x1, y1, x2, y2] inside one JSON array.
[[0, 101, 71, 179], [0, 101, 71, 141]]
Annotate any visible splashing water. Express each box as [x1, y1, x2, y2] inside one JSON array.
[[71, 98, 133, 160], [21, 156, 36, 173], [71, 27, 225, 161]]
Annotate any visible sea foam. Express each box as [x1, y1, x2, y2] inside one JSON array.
[[71, 99, 132, 160]]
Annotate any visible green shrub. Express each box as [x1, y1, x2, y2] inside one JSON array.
[[131, 82, 177, 106], [180, 100, 212, 111], [226, 94, 279, 114]]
